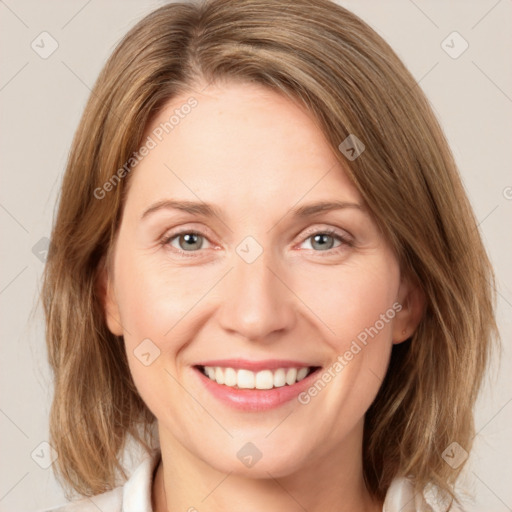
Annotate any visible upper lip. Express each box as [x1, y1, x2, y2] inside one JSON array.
[[195, 359, 319, 372]]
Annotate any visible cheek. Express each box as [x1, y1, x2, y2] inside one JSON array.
[[293, 255, 400, 352], [114, 256, 194, 422], [112, 249, 225, 412], [111, 252, 188, 395], [115, 251, 209, 344], [299, 256, 400, 424], [296, 261, 399, 436]]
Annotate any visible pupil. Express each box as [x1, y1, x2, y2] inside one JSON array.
[[181, 233, 201, 251], [313, 234, 333, 251]]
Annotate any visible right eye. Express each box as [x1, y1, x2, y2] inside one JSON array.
[[161, 230, 213, 256]]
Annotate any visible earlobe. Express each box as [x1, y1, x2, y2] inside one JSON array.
[[97, 261, 124, 337], [392, 276, 426, 345]]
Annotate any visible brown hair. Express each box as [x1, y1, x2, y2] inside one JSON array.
[[42, 0, 499, 506]]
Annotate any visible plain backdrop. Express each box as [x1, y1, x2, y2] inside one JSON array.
[[1, 1, 511, 510]]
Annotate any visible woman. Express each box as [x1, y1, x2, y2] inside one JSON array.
[[41, 0, 498, 510]]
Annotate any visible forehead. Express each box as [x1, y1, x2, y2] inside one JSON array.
[[125, 81, 362, 213]]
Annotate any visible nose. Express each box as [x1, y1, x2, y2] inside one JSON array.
[[217, 249, 297, 343]]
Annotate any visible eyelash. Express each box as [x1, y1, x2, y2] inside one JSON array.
[[160, 228, 353, 258]]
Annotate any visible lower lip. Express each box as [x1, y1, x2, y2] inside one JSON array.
[[194, 367, 320, 411]]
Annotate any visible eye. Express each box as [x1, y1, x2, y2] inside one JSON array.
[[299, 228, 352, 254], [162, 230, 212, 255], [161, 227, 353, 258]]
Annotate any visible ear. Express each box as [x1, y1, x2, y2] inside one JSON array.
[[96, 258, 124, 337], [392, 274, 425, 344]]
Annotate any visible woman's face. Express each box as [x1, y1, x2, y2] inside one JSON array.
[[103, 81, 420, 477]]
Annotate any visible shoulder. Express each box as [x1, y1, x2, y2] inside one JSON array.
[[383, 477, 466, 512], [38, 487, 123, 512], [38, 448, 161, 512]]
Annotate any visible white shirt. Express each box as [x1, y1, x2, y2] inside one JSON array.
[[40, 448, 462, 512]]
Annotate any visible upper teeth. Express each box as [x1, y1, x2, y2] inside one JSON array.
[[202, 366, 311, 389]]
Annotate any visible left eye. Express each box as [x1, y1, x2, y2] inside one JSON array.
[[300, 231, 345, 251]]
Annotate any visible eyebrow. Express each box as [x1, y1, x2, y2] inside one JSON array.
[[140, 199, 365, 221]]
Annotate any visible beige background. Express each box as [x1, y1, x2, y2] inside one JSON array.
[[0, 0, 511, 510]]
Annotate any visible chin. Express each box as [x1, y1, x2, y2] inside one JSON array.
[[197, 435, 313, 479]]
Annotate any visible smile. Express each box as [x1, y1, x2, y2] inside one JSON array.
[[193, 359, 322, 411], [199, 365, 316, 390]]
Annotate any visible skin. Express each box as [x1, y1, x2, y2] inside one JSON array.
[[101, 81, 424, 512]]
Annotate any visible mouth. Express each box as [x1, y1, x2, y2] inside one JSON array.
[[192, 360, 322, 411], [196, 365, 320, 390]]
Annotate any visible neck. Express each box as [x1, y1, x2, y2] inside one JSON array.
[[152, 422, 383, 512]]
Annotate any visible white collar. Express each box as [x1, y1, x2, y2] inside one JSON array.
[[122, 447, 161, 512], [113, 448, 459, 512]]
